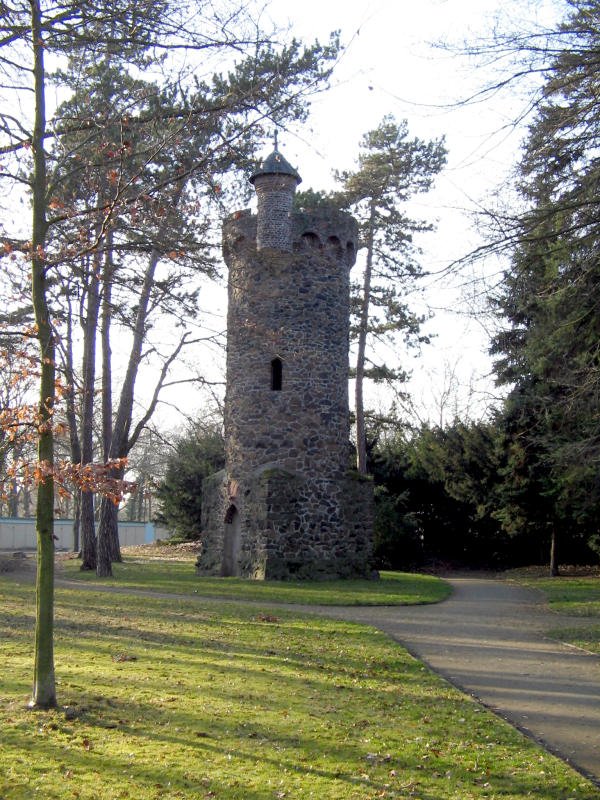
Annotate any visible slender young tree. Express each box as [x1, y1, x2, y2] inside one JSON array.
[[29, 0, 57, 709], [336, 117, 446, 473]]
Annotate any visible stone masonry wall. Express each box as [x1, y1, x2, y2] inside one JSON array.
[[197, 204, 374, 580], [254, 174, 298, 251], [224, 209, 357, 480], [199, 464, 374, 580]]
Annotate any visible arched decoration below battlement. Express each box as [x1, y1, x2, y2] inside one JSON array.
[[300, 231, 321, 249], [326, 235, 343, 260]]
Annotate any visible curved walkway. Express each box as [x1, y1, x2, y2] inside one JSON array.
[[317, 576, 600, 787], [17, 564, 600, 786]]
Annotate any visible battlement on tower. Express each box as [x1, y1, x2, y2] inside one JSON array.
[[223, 207, 358, 268]]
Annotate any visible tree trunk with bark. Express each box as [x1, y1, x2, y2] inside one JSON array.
[[72, 492, 81, 553], [29, 0, 56, 710], [549, 526, 560, 577], [79, 247, 103, 570], [63, 301, 82, 552], [97, 236, 119, 575], [101, 236, 114, 464], [354, 202, 376, 475], [97, 183, 185, 575]]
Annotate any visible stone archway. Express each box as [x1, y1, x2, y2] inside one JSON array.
[[221, 504, 241, 577]]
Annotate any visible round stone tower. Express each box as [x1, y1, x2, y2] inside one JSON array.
[[197, 141, 373, 580]]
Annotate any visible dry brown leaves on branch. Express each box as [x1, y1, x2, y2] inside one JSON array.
[[0, 458, 136, 506]]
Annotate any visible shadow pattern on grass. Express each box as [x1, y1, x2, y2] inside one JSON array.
[[1, 577, 597, 800]]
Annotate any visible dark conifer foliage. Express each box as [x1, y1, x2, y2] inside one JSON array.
[[490, 0, 600, 570]]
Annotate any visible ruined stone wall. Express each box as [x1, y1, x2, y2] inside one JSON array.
[[198, 470, 228, 574], [198, 465, 374, 580]]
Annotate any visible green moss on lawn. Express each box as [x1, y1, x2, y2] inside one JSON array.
[[546, 625, 600, 654], [1, 576, 599, 799]]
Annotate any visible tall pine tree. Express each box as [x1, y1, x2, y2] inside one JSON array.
[[491, 0, 600, 572]]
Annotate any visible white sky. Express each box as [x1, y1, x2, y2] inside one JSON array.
[[164, 0, 561, 428]]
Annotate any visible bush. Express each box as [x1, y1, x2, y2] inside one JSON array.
[[155, 421, 224, 540]]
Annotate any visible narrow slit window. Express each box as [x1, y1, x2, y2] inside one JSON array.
[[271, 357, 283, 391]]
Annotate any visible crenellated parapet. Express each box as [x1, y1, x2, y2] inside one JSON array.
[[292, 209, 358, 268], [223, 207, 358, 270]]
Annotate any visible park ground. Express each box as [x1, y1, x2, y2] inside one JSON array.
[[1, 546, 599, 799]]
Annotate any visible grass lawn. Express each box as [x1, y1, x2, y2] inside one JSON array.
[[59, 556, 451, 606], [2, 574, 599, 799], [509, 570, 600, 654]]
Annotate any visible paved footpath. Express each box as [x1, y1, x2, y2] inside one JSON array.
[[315, 576, 600, 787], [49, 568, 600, 786]]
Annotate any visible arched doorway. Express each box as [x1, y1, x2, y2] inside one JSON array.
[[221, 504, 241, 576]]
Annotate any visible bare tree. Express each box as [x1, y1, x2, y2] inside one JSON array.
[[0, 0, 339, 705]]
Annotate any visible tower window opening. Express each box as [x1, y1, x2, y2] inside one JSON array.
[[271, 357, 283, 391]]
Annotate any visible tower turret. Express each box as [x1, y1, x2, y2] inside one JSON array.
[[249, 134, 301, 252]]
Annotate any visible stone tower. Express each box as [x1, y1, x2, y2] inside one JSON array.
[[197, 142, 373, 580]]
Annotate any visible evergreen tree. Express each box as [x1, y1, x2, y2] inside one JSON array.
[[155, 421, 225, 540], [490, 0, 600, 571]]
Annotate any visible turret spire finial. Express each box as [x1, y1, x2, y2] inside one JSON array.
[[273, 128, 279, 151]]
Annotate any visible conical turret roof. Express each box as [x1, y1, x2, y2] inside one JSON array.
[[249, 135, 301, 185]]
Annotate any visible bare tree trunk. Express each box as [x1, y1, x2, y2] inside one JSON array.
[[355, 201, 375, 475], [30, 0, 56, 709], [97, 182, 186, 574], [7, 477, 19, 517], [549, 526, 560, 577], [107, 501, 121, 563], [80, 248, 102, 571], [23, 485, 31, 517], [72, 491, 81, 553], [97, 488, 121, 576], [137, 479, 145, 520], [63, 294, 82, 553], [102, 234, 114, 463], [97, 235, 119, 575]]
